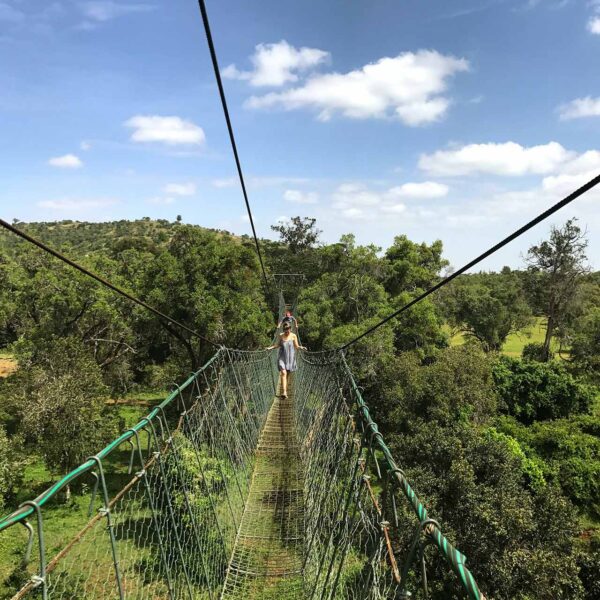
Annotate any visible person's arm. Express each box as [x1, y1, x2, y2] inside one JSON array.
[[266, 336, 280, 351], [292, 334, 307, 351]]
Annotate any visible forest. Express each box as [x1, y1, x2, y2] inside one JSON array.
[[0, 216, 598, 599]]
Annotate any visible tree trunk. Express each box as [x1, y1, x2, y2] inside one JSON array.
[[543, 310, 555, 362]]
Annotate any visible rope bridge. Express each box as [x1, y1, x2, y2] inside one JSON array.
[[0, 346, 484, 600]]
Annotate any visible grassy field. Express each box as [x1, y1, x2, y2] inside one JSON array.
[[449, 316, 566, 358]]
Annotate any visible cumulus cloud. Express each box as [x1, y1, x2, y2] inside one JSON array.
[[0, 2, 24, 22], [148, 196, 176, 205], [38, 198, 116, 210], [332, 183, 408, 219], [388, 181, 449, 199], [125, 115, 205, 146], [80, 1, 154, 22], [558, 96, 600, 120], [419, 141, 572, 176], [283, 189, 319, 204], [212, 177, 237, 188], [48, 154, 83, 168], [163, 182, 196, 196], [223, 40, 329, 87], [246, 50, 469, 126], [588, 16, 600, 34], [212, 176, 309, 189], [441, 146, 600, 228]]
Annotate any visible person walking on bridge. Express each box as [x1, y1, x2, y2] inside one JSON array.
[[277, 310, 298, 333], [266, 321, 306, 398]]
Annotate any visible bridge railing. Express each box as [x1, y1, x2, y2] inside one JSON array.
[[0, 348, 276, 600], [296, 349, 485, 600]]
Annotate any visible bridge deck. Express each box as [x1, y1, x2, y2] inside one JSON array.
[[220, 383, 305, 599]]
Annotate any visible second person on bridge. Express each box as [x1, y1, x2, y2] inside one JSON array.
[[266, 321, 306, 398]]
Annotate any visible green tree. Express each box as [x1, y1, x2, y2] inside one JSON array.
[[569, 307, 600, 382], [525, 219, 589, 361], [383, 235, 448, 295], [492, 356, 594, 423], [270, 216, 321, 254], [443, 271, 531, 352], [136, 226, 272, 371], [0, 427, 26, 509], [14, 337, 120, 499]]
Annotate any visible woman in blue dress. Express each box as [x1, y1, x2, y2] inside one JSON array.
[[266, 321, 306, 398]]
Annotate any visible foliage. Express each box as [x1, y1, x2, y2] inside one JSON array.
[[521, 341, 550, 362], [386, 345, 498, 429], [270, 216, 321, 254], [0, 428, 26, 509], [442, 270, 532, 352], [525, 218, 589, 361], [495, 415, 600, 517], [388, 421, 585, 600], [493, 356, 594, 423], [569, 307, 600, 382], [382, 235, 448, 295], [11, 337, 120, 485]]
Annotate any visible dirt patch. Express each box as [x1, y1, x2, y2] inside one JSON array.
[[0, 357, 17, 378]]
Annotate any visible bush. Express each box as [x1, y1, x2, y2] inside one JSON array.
[[494, 415, 600, 517], [0, 427, 26, 509], [522, 342, 551, 362], [492, 356, 594, 423]]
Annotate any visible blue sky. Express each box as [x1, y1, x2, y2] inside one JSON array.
[[1, 0, 599, 270]]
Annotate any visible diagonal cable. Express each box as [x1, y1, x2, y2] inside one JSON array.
[[196, 0, 271, 296], [341, 172, 600, 350], [0, 218, 218, 347]]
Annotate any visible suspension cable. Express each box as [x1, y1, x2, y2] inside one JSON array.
[[195, 0, 271, 296], [0, 219, 219, 347], [341, 172, 600, 350]]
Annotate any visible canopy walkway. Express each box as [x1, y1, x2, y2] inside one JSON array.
[[0, 330, 484, 600]]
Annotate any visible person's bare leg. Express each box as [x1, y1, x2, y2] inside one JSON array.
[[281, 370, 288, 397]]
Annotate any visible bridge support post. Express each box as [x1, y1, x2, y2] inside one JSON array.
[[87, 455, 125, 600]]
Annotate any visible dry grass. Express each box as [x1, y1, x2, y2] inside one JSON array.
[[0, 357, 17, 378]]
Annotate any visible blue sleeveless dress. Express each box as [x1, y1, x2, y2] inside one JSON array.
[[278, 337, 297, 372]]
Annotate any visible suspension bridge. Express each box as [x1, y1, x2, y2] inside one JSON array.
[[0, 0, 598, 596], [0, 302, 484, 599]]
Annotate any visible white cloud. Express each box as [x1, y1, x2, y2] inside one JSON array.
[[588, 16, 600, 34], [212, 177, 237, 188], [223, 40, 329, 87], [380, 203, 407, 214], [440, 146, 600, 228], [80, 1, 154, 22], [48, 154, 83, 169], [125, 115, 205, 146], [38, 198, 116, 210], [283, 189, 319, 204], [246, 50, 469, 126], [332, 183, 408, 219], [388, 181, 449, 199], [163, 182, 196, 196], [148, 196, 176, 205], [80, 141, 92, 151], [0, 3, 24, 22], [419, 141, 572, 176], [212, 175, 309, 189], [558, 96, 600, 120]]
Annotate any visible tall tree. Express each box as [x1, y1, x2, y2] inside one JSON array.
[[442, 271, 532, 352], [270, 216, 321, 254], [525, 219, 589, 361]]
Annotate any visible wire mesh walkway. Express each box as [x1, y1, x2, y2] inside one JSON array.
[[0, 346, 485, 600], [221, 377, 304, 599]]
